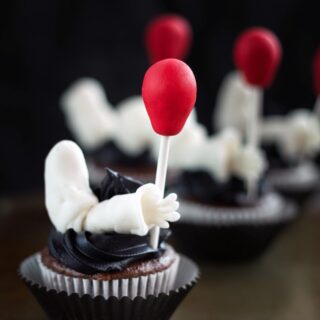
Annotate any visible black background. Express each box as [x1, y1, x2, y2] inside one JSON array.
[[0, 0, 319, 194]]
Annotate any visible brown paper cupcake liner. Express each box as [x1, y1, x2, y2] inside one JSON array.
[[38, 254, 179, 299], [171, 193, 297, 260], [19, 253, 199, 320]]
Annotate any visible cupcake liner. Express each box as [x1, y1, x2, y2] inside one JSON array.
[[267, 161, 320, 202], [38, 254, 180, 299], [172, 193, 297, 260], [19, 253, 199, 320]]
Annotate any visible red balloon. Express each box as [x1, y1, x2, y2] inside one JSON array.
[[142, 59, 197, 136], [233, 27, 282, 88], [313, 47, 320, 95], [145, 14, 192, 64]]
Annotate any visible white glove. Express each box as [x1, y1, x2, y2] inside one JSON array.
[[233, 145, 267, 184], [283, 110, 320, 159], [85, 184, 180, 236], [138, 184, 180, 229]]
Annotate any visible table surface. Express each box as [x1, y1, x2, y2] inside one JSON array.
[[1, 193, 320, 320]]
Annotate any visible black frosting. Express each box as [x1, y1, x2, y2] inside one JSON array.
[[88, 141, 153, 167], [96, 168, 142, 201], [48, 228, 170, 275], [172, 170, 268, 207], [48, 169, 169, 274]]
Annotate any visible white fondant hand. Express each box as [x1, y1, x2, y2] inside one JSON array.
[[283, 110, 320, 159], [233, 145, 266, 183], [85, 184, 180, 236], [138, 184, 180, 229]]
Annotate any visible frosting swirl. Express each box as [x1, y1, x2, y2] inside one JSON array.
[[97, 168, 142, 200], [173, 170, 267, 206], [48, 228, 170, 274]]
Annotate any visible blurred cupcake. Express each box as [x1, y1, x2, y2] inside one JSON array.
[[214, 71, 320, 202], [19, 141, 199, 319], [170, 128, 297, 260], [61, 78, 157, 185], [260, 109, 320, 201]]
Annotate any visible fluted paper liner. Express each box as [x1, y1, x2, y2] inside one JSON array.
[[172, 193, 298, 260], [19, 253, 199, 320], [38, 254, 179, 299]]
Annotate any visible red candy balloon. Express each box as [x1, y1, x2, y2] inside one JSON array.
[[313, 47, 320, 95], [142, 58, 197, 136], [145, 14, 192, 64], [234, 27, 282, 88]]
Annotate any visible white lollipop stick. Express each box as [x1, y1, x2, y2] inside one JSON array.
[[142, 59, 197, 249], [234, 28, 282, 199], [149, 136, 171, 249], [246, 86, 263, 198]]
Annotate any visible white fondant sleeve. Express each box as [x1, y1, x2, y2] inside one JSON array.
[[84, 184, 180, 236], [84, 192, 149, 236], [60, 78, 117, 150], [49, 187, 98, 232], [214, 71, 257, 136], [45, 140, 99, 232]]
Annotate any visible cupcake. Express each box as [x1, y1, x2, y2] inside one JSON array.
[[214, 71, 320, 203], [19, 140, 199, 319], [170, 128, 297, 260], [60, 78, 158, 186], [260, 109, 320, 202]]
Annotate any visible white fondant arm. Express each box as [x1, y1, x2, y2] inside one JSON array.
[[261, 110, 320, 159], [283, 110, 320, 158], [260, 116, 286, 142], [84, 184, 180, 236], [60, 78, 117, 150]]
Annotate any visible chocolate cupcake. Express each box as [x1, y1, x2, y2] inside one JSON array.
[[260, 110, 320, 202], [169, 128, 297, 260], [19, 140, 199, 319]]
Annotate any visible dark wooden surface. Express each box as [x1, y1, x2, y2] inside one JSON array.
[[1, 193, 320, 319]]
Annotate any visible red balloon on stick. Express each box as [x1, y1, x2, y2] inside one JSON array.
[[233, 27, 281, 198], [234, 27, 282, 88], [142, 58, 197, 248], [313, 47, 320, 96], [142, 58, 197, 136], [145, 14, 192, 64]]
